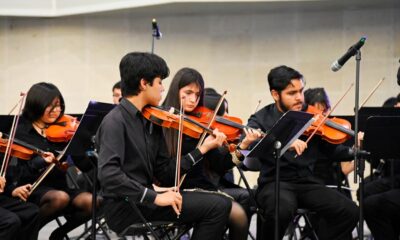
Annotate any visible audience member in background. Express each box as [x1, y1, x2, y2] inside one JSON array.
[[112, 81, 122, 104]]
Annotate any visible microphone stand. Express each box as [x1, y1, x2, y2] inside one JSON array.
[[352, 50, 364, 239]]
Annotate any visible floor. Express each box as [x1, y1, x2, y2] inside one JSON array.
[[38, 214, 370, 240]]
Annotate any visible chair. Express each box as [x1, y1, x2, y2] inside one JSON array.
[[237, 157, 320, 240], [118, 198, 192, 240], [286, 209, 319, 240], [236, 157, 265, 240]]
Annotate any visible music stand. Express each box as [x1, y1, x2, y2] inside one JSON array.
[[358, 116, 400, 235], [65, 100, 115, 240], [245, 111, 314, 240], [0, 115, 15, 134]]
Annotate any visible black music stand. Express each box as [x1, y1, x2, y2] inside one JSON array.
[[358, 116, 400, 235], [245, 111, 314, 240], [64, 101, 115, 240], [0, 115, 15, 134]]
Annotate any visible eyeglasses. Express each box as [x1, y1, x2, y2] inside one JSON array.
[[45, 104, 63, 113]]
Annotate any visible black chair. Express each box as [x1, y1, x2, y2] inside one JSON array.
[[117, 199, 192, 240], [286, 208, 319, 240], [238, 157, 321, 240]]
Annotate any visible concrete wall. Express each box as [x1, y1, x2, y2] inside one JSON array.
[[0, 2, 399, 188]]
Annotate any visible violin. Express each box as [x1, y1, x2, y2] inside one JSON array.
[[188, 106, 244, 142], [45, 115, 79, 142], [0, 133, 47, 160], [142, 106, 213, 139], [303, 105, 354, 144]]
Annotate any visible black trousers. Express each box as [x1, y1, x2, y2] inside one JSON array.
[[364, 188, 400, 240], [103, 191, 232, 240], [0, 195, 40, 240], [256, 181, 358, 240]]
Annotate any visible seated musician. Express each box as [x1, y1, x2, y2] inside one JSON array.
[[245, 65, 359, 240], [0, 167, 39, 240], [96, 52, 232, 239], [304, 87, 354, 196], [162, 68, 261, 240], [11, 82, 93, 240], [363, 94, 400, 240]]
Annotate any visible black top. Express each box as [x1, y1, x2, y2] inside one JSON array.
[[180, 135, 235, 190], [247, 103, 354, 188], [96, 98, 203, 205], [12, 117, 68, 191]]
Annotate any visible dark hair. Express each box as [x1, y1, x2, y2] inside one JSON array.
[[397, 93, 400, 103], [267, 65, 304, 92], [204, 88, 228, 116], [119, 52, 169, 97], [112, 81, 121, 91], [22, 82, 65, 122], [162, 67, 205, 157], [397, 59, 400, 86], [382, 97, 397, 107], [162, 67, 205, 109], [304, 87, 331, 110]]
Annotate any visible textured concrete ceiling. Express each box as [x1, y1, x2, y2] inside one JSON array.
[[1, 0, 399, 17]]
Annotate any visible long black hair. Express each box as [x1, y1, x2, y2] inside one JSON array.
[[162, 67, 205, 157]]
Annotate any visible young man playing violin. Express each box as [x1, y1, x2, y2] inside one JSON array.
[[96, 52, 232, 239], [246, 65, 359, 240]]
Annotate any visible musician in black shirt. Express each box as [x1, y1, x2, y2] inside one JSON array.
[[246, 66, 359, 240], [96, 52, 231, 239], [12, 83, 93, 240], [0, 175, 39, 240]]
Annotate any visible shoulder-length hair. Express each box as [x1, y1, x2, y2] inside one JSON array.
[[22, 82, 65, 123]]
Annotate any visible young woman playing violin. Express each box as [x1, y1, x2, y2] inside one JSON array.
[[162, 67, 262, 240], [10, 82, 93, 240]]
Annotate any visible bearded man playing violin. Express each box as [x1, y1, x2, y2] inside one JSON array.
[[96, 52, 232, 239], [245, 65, 359, 240]]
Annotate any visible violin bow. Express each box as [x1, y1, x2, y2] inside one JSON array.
[[1, 93, 26, 178], [359, 77, 385, 109], [196, 90, 227, 148], [29, 137, 72, 194], [304, 83, 354, 144], [174, 98, 185, 218], [254, 100, 262, 113]]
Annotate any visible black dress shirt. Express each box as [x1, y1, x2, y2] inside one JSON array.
[[96, 98, 203, 205], [247, 103, 353, 188]]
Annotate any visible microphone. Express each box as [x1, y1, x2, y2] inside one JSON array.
[[331, 37, 367, 72], [152, 18, 162, 39], [397, 59, 400, 86]]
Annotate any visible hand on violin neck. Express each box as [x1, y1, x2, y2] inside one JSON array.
[[42, 151, 56, 164], [198, 129, 227, 154], [241, 128, 263, 149]]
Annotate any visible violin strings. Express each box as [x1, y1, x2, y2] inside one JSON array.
[[1, 93, 26, 177], [305, 83, 354, 144]]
